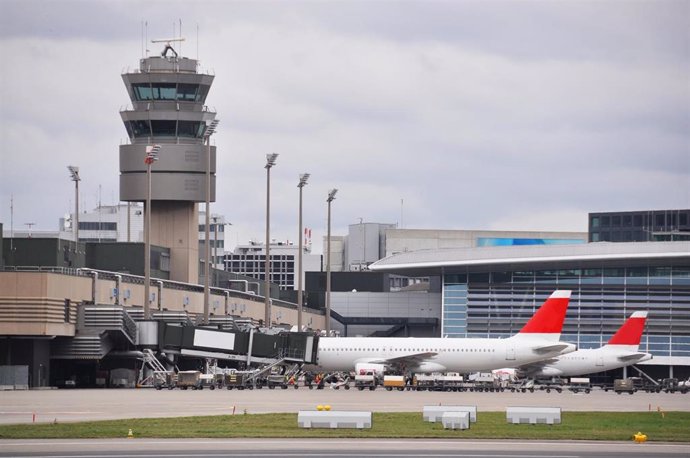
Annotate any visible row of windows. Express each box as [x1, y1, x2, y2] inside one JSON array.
[[131, 83, 210, 102], [78, 222, 117, 231], [198, 240, 224, 248], [226, 261, 294, 270], [224, 255, 295, 261], [590, 211, 689, 229], [321, 347, 497, 353], [590, 231, 690, 242], [124, 120, 207, 139], [445, 267, 690, 285], [198, 224, 225, 232]]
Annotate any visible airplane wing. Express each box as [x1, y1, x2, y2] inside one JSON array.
[[516, 358, 560, 376], [365, 352, 438, 369]]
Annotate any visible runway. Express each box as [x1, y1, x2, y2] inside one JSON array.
[[0, 438, 689, 457], [1, 387, 689, 424]]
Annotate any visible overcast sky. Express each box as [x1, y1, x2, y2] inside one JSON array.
[[1, 0, 688, 253]]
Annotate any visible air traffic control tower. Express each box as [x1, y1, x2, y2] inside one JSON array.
[[119, 42, 218, 283]]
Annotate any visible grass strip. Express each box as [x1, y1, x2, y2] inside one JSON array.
[[0, 411, 688, 442]]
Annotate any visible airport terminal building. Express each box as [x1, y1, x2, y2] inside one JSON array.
[[370, 241, 690, 378]]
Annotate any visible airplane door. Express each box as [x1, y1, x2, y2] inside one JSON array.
[[596, 356, 604, 367], [506, 347, 516, 361]]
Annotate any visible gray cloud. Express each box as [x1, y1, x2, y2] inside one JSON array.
[[1, 0, 688, 253]]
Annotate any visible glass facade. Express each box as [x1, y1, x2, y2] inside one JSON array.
[[443, 265, 690, 358], [124, 120, 207, 139], [223, 254, 297, 290], [132, 83, 210, 103], [589, 209, 690, 242]]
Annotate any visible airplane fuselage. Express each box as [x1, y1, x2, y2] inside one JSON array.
[[534, 346, 653, 377], [317, 334, 575, 374]]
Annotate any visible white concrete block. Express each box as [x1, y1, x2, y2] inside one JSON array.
[[506, 407, 561, 425], [297, 410, 372, 429], [423, 405, 477, 423], [441, 411, 470, 430]]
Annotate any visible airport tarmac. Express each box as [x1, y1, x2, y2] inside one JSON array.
[[1, 438, 689, 457], [1, 387, 689, 424]]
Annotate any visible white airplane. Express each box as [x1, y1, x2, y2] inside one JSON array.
[[316, 290, 576, 375], [519, 311, 652, 378]]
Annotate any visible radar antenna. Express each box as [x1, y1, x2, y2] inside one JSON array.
[[151, 37, 186, 58]]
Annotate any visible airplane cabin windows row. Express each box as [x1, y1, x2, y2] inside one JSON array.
[[323, 347, 496, 353]]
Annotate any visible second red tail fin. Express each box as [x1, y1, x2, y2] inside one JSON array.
[[607, 311, 647, 345]]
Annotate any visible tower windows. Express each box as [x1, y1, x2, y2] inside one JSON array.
[[178, 121, 206, 138], [124, 120, 207, 139], [150, 120, 177, 136], [131, 83, 210, 103]]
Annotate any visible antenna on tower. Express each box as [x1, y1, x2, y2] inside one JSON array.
[[152, 36, 186, 58], [179, 19, 183, 56], [145, 21, 149, 57]]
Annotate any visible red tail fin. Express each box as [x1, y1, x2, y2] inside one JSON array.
[[519, 290, 571, 334], [607, 311, 647, 345]]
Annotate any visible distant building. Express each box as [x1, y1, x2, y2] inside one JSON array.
[[370, 240, 690, 379], [60, 203, 143, 243], [59, 205, 227, 269], [223, 240, 321, 291], [323, 223, 587, 289], [589, 209, 690, 242]]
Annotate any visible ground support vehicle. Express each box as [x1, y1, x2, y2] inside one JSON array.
[[437, 373, 465, 392], [176, 370, 203, 390], [200, 373, 216, 390], [509, 379, 536, 393], [413, 374, 438, 391], [266, 374, 289, 389], [383, 375, 405, 391], [535, 379, 564, 393], [469, 373, 502, 392], [660, 378, 689, 394], [355, 371, 379, 391], [224, 371, 255, 390], [327, 373, 351, 390], [154, 372, 177, 390], [614, 378, 636, 395], [567, 377, 592, 394]]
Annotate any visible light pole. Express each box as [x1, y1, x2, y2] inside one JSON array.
[[297, 173, 310, 331], [203, 119, 220, 325], [264, 153, 279, 327], [67, 166, 80, 243], [144, 144, 161, 320], [212, 215, 219, 272], [326, 188, 338, 335]]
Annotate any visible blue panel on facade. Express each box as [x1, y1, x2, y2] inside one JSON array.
[[477, 238, 585, 247]]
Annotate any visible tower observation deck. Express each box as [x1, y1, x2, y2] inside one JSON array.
[[119, 42, 218, 283]]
